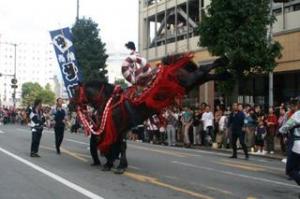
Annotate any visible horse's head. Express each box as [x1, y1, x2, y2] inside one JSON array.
[[161, 53, 197, 72], [68, 80, 116, 113], [68, 83, 88, 113]]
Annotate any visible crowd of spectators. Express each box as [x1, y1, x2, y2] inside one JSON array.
[[129, 100, 299, 156]]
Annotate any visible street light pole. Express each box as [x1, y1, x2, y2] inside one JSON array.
[[268, 0, 274, 107], [13, 43, 17, 109], [76, 0, 80, 21]]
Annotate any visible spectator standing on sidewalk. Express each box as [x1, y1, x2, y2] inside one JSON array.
[[181, 107, 193, 147], [201, 105, 214, 145], [278, 107, 287, 155], [255, 119, 267, 154], [216, 111, 228, 148], [165, 109, 177, 146], [192, 108, 202, 145], [265, 107, 278, 154], [244, 107, 256, 152], [229, 103, 248, 160], [214, 105, 223, 141]]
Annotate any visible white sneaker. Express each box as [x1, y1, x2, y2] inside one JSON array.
[[281, 158, 287, 164], [262, 150, 267, 155], [270, 151, 274, 154]]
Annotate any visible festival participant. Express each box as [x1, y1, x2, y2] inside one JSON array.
[[122, 41, 157, 87], [51, 98, 66, 154], [30, 99, 45, 157], [279, 107, 300, 186]]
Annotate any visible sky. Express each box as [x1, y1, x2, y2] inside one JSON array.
[[0, 0, 139, 82]]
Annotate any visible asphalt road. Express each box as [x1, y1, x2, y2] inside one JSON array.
[[0, 124, 299, 199]]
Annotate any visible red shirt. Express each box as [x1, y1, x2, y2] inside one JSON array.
[[266, 114, 278, 127]]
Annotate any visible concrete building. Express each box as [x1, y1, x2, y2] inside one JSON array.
[[138, 0, 300, 107], [0, 39, 59, 107]]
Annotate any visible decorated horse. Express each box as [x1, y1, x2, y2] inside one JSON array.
[[68, 53, 230, 174]]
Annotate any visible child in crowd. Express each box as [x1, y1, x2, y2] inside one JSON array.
[[255, 119, 267, 154]]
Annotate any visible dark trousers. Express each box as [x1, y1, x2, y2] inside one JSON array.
[[31, 129, 42, 153], [231, 131, 248, 157], [90, 134, 100, 164], [54, 126, 65, 153], [286, 151, 300, 185]]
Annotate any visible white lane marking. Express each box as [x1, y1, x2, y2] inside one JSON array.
[[65, 138, 89, 146], [0, 147, 104, 199], [172, 161, 299, 188], [0, 130, 5, 134]]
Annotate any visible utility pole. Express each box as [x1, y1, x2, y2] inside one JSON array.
[[13, 43, 17, 109], [76, 0, 80, 21], [268, 0, 274, 107]]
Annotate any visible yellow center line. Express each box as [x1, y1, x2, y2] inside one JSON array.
[[129, 145, 188, 158], [41, 145, 217, 199], [124, 172, 214, 199], [220, 159, 283, 172], [215, 161, 265, 172], [199, 184, 234, 196], [40, 145, 89, 163]]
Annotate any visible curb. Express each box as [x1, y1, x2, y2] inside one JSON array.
[[192, 146, 284, 160]]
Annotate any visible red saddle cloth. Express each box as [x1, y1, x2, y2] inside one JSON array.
[[83, 54, 193, 154], [125, 54, 193, 111]]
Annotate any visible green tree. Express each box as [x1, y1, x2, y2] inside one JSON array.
[[21, 82, 43, 106], [72, 17, 109, 83], [21, 82, 55, 106], [38, 84, 56, 105], [114, 79, 128, 90], [198, 0, 282, 80]]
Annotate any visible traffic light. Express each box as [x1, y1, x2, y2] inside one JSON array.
[[11, 78, 18, 89]]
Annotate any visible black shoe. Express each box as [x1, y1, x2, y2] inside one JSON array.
[[102, 163, 113, 171], [245, 155, 249, 160], [30, 153, 40, 157], [229, 155, 237, 159], [90, 162, 101, 167]]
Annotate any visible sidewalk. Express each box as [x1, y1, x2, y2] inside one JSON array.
[[155, 141, 285, 160]]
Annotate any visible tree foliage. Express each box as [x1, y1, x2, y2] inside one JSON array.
[[72, 17, 109, 83], [198, 0, 282, 76], [21, 82, 55, 106]]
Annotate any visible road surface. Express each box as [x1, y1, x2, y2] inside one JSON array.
[[0, 125, 298, 199]]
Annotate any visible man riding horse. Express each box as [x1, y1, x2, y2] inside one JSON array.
[[69, 50, 230, 174]]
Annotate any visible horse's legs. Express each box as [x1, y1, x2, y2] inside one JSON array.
[[102, 152, 114, 171], [114, 140, 128, 174]]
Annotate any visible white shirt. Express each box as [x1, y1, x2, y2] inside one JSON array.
[[201, 111, 214, 130], [219, 115, 227, 131], [279, 110, 300, 154]]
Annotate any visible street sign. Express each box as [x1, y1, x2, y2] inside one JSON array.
[[11, 85, 18, 89], [11, 78, 17, 84]]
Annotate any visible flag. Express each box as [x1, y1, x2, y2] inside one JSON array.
[[50, 27, 83, 98]]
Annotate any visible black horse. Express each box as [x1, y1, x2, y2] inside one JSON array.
[[69, 53, 230, 174]]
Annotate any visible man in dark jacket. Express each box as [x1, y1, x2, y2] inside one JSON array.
[[52, 98, 66, 154], [30, 99, 45, 157], [228, 103, 249, 160]]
